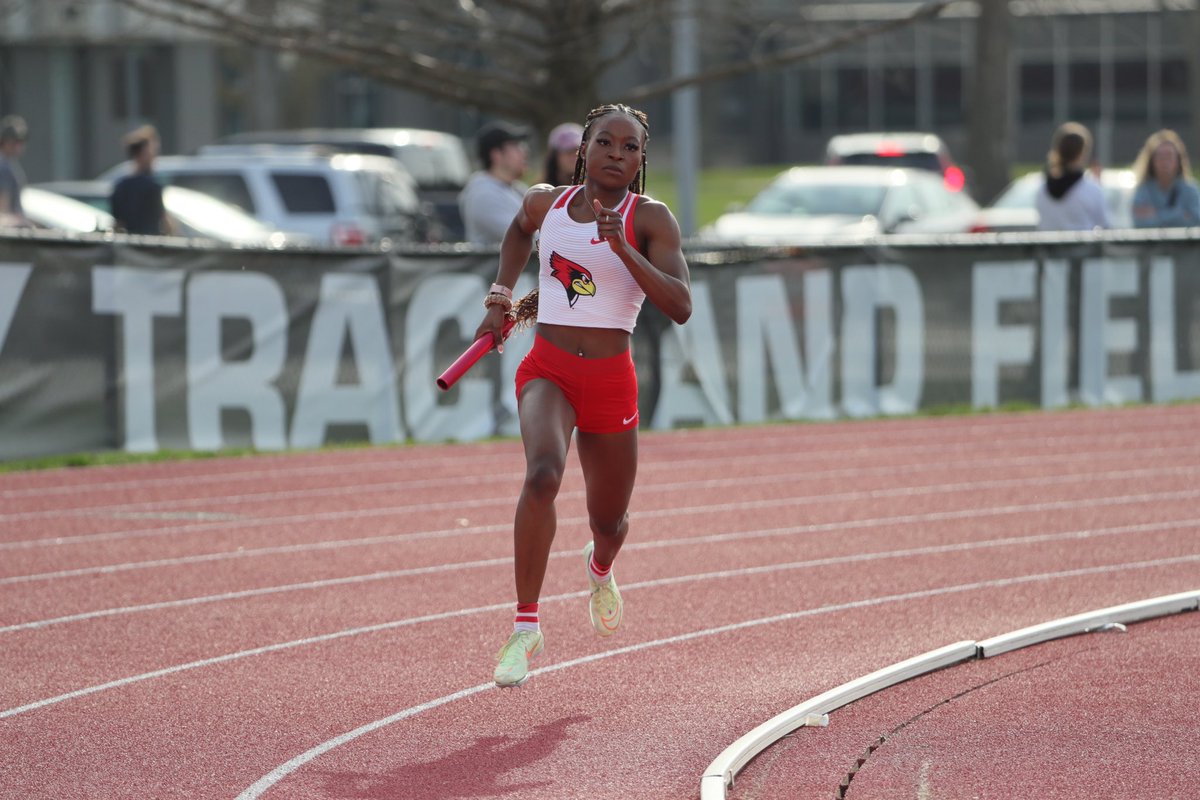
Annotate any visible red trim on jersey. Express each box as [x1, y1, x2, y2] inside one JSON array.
[[550, 186, 641, 253], [552, 186, 581, 210], [624, 194, 640, 252]]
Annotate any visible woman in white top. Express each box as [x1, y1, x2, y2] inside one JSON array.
[[1035, 122, 1111, 231], [475, 103, 692, 688]]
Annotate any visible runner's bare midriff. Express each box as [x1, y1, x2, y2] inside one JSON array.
[[537, 322, 630, 359]]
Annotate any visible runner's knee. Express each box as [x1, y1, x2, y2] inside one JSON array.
[[590, 510, 629, 540], [522, 459, 565, 504]]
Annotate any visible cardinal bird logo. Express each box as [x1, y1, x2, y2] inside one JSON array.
[[549, 251, 596, 307]]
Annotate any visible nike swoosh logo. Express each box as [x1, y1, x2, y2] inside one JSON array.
[[623, 412, 638, 426], [590, 237, 605, 245]]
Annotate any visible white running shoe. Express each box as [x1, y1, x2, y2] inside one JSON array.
[[493, 629, 544, 688], [583, 541, 623, 636]]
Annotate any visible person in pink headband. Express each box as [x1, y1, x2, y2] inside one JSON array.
[[541, 122, 584, 187]]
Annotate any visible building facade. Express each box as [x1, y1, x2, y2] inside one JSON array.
[[1, 0, 1197, 184]]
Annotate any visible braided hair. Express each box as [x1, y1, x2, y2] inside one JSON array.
[[570, 103, 650, 194]]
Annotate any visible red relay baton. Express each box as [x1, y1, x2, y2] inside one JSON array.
[[436, 318, 516, 391]]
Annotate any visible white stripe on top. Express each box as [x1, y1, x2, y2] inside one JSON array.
[[536, 185, 645, 333]]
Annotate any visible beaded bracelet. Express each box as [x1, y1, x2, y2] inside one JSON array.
[[488, 283, 513, 299], [483, 292, 513, 312]]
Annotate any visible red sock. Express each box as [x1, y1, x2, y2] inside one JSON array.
[[514, 602, 539, 632], [588, 553, 612, 584]]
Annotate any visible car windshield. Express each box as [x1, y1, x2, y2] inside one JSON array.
[[21, 189, 112, 232], [392, 143, 471, 189], [746, 181, 887, 217], [991, 176, 1042, 209], [164, 187, 276, 240]]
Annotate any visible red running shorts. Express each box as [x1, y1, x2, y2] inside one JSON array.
[[515, 333, 639, 434]]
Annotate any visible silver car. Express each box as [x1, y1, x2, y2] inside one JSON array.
[[98, 149, 423, 247], [699, 166, 981, 246], [32, 180, 310, 246]]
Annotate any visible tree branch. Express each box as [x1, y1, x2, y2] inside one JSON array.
[[624, 0, 956, 102]]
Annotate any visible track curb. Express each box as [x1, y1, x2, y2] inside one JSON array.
[[699, 589, 1200, 799]]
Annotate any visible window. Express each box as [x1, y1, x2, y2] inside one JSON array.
[[111, 51, 161, 119], [1068, 62, 1101, 121], [270, 174, 336, 214], [1161, 59, 1189, 125], [836, 68, 869, 128], [932, 65, 963, 126], [1020, 63, 1055, 123], [796, 69, 824, 132], [1113, 60, 1148, 122], [166, 173, 255, 214], [882, 67, 917, 128]]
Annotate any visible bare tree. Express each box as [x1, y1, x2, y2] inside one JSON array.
[[113, 0, 956, 135]]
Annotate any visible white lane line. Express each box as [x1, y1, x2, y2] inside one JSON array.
[[4, 431, 1191, 544], [5, 510, 1199, 635], [232, 553, 1200, 800], [4, 539, 1198, 724], [2, 408, 1193, 503], [4, 482, 1195, 587], [9, 474, 1200, 587], [2, 430, 1190, 524], [105, 511, 246, 522]]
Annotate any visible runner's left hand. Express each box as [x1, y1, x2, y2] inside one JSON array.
[[594, 199, 626, 253]]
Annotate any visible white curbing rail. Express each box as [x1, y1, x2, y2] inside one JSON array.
[[699, 641, 977, 799], [976, 590, 1200, 657], [699, 590, 1200, 800]]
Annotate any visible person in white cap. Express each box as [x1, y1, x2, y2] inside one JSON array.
[[541, 122, 584, 187]]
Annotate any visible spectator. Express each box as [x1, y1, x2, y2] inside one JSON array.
[[1131, 129, 1200, 228], [110, 125, 175, 235], [540, 122, 584, 187], [0, 115, 29, 226], [1035, 122, 1111, 231], [458, 120, 529, 245]]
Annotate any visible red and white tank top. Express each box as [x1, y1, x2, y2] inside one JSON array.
[[536, 185, 645, 333]]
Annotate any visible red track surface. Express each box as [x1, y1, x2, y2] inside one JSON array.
[[1, 406, 1197, 799]]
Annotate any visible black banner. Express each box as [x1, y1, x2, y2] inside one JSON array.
[[1, 232, 1198, 460]]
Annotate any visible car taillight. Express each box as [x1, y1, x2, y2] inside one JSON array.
[[875, 142, 904, 158], [332, 222, 367, 246], [943, 165, 966, 192], [968, 221, 990, 233]]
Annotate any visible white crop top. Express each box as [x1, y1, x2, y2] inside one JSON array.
[[536, 185, 645, 333]]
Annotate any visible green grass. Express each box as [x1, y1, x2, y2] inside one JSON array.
[[0, 448, 258, 473], [0, 439, 397, 474], [645, 164, 791, 228]]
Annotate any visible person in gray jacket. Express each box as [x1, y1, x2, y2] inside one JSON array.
[[458, 121, 529, 245], [1131, 129, 1200, 228]]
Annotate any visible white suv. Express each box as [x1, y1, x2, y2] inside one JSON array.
[[219, 128, 472, 241], [99, 148, 424, 246]]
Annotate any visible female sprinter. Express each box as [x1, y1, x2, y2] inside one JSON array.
[[476, 103, 692, 687]]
